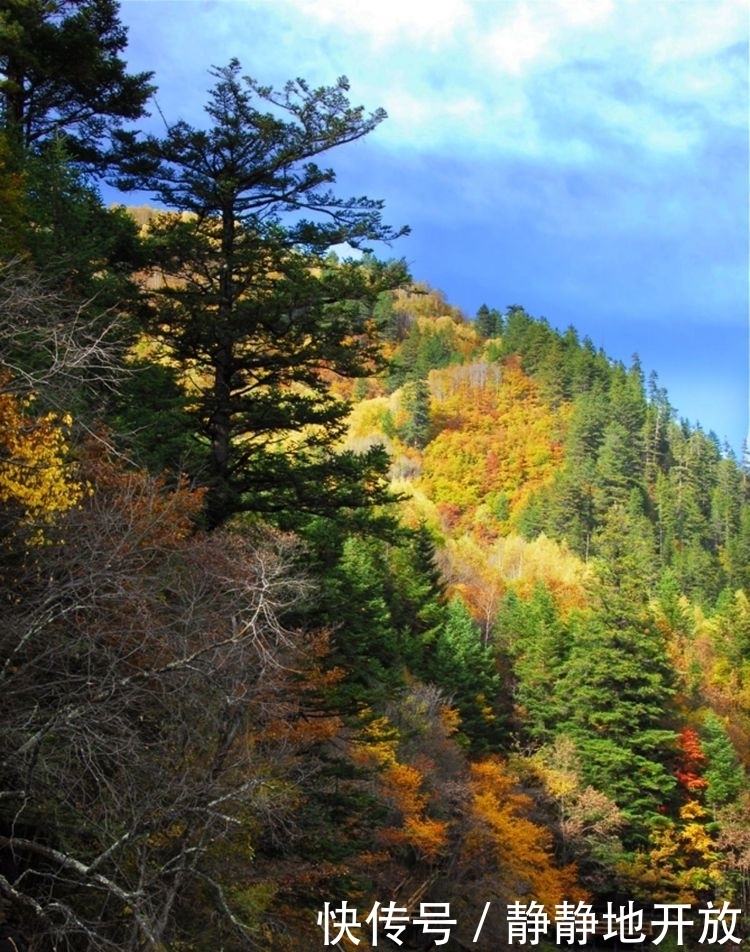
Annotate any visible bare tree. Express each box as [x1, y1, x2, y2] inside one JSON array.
[[0, 447, 318, 950], [0, 259, 129, 410]]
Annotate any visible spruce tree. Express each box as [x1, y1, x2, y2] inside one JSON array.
[[555, 508, 677, 841]]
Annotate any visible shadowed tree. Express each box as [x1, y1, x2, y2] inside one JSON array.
[[0, 0, 154, 169], [0, 445, 325, 951]]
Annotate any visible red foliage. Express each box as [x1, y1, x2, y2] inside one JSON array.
[[674, 727, 708, 792]]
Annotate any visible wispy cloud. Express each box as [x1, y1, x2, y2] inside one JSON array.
[[275, 0, 472, 48], [248, 0, 746, 172], [124, 0, 746, 167], [118, 0, 748, 448]]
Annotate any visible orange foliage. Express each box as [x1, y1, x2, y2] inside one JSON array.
[[75, 435, 204, 549], [675, 727, 708, 792], [459, 757, 583, 910], [254, 631, 346, 746], [378, 761, 448, 861], [352, 713, 449, 863]]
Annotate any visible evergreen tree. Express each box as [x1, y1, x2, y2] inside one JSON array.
[[327, 534, 401, 691], [23, 137, 143, 299], [399, 376, 431, 448], [643, 369, 673, 488], [702, 712, 744, 811], [0, 129, 25, 254], [501, 585, 571, 743], [595, 420, 642, 514], [475, 303, 502, 339], [431, 596, 503, 752], [0, 0, 154, 168], [554, 507, 677, 839], [115, 60, 409, 527], [386, 520, 447, 671]]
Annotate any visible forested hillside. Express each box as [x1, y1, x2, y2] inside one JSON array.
[[1, 4, 748, 951]]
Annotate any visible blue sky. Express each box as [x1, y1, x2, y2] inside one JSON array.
[[117, 0, 749, 453]]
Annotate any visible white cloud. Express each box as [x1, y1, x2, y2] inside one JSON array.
[[124, 0, 747, 167], [276, 0, 473, 48], [484, 5, 552, 76], [650, 0, 748, 64], [556, 0, 615, 28]]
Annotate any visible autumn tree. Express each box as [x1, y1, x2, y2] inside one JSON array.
[[526, 737, 625, 892], [115, 60, 409, 527], [449, 757, 582, 950], [0, 376, 83, 552], [0, 445, 330, 951], [0, 257, 132, 427]]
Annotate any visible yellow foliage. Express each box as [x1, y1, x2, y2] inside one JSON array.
[[619, 800, 725, 904], [351, 713, 399, 768], [421, 360, 568, 534], [445, 531, 589, 623], [0, 383, 85, 533], [462, 757, 583, 909], [346, 395, 395, 442]]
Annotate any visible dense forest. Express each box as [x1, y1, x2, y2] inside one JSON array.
[[1, 3, 748, 950]]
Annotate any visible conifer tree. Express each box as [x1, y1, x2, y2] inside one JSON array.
[[475, 303, 502, 339], [555, 510, 677, 840], [431, 596, 503, 752], [501, 585, 571, 743], [116, 60, 409, 527], [399, 376, 431, 448], [0, 0, 154, 168], [702, 712, 744, 812]]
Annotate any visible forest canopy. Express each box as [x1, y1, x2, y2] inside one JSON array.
[[0, 4, 748, 951]]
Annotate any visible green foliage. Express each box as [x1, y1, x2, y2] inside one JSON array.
[[474, 303, 502, 339], [109, 359, 204, 476], [701, 712, 744, 810], [0, 0, 154, 167], [398, 376, 431, 448], [387, 319, 464, 388], [23, 137, 144, 300], [385, 519, 447, 669], [501, 585, 571, 743], [429, 596, 504, 752], [116, 60, 409, 527], [555, 602, 677, 838]]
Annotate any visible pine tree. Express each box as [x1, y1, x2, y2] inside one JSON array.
[[555, 509, 677, 839], [0, 0, 154, 168], [475, 303, 502, 339], [702, 712, 744, 812], [115, 60, 409, 526], [399, 376, 431, 448], [501, 585, 571, 743]]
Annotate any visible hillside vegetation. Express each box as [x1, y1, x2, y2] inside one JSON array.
[[0, 5, 748, 950]]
